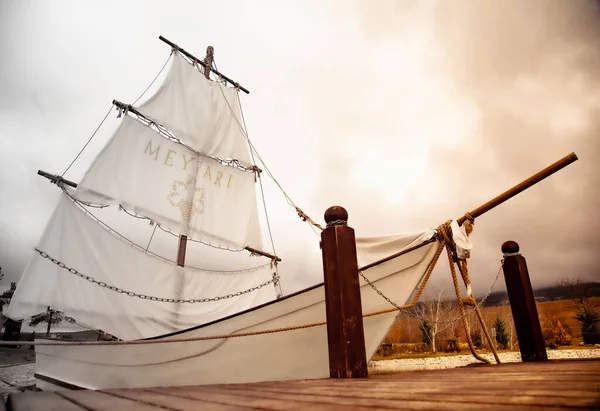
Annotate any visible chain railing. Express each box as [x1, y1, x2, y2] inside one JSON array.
[[359, 258, 505, 324], [36, 249, 276, 304]]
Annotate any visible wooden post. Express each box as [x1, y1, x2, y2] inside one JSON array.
[[321, 206, 367, 378], [501, 241, 548, 361]]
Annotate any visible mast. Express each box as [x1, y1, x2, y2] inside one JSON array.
[[159, 36, 249, 94], [203, 46, 214, 80], [170, 43, 215, 269], [177, 235, 187, 266]]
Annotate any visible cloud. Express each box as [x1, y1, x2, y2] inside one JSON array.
[[302, 0, 600, 295], [0, 0, 598, 303]]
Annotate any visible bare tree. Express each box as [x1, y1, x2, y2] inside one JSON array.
[[410, 288, 457, 352]]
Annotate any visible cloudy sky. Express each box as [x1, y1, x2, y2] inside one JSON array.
[[1, 0, 599, 301]]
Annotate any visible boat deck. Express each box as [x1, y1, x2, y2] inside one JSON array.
[[4, 358, 599, 410]]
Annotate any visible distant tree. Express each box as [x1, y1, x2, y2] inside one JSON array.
[[574, 305, 600, 345], [558, 277, 600, 345], [28, 309, 69, 336], [1, 282, 16, 299], [419, 320, 432, 346], [410, 289, 457, 352], [28, 311, 65, 328], [493, 315, 509, 349]]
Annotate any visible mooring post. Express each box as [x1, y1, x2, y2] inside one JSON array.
[[321, 206, 368, 378], [501, 241, 548, 361]]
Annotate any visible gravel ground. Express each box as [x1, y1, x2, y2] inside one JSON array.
[[0, 347, 37, 398], [369, 348, 600, 373]]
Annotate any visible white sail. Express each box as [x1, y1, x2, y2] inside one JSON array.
[[6, 192, 276, 340], [74, 115, 263, 249], [137, 51, 253, 167]]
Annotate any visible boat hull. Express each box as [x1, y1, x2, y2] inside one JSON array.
[[34, 240, 439, 390]]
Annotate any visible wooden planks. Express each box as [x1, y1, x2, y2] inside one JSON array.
[[6, 358, 600, 410]]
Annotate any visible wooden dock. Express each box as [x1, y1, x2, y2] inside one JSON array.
[[4, 358, 599, 410]]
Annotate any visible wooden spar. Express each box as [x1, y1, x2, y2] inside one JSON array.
[[245, 246, 281, 262], [356, 152, 579, 271], [456, 152, 578, 226], [37, 170, 78, 188], [158, 35, 250, 94], [36, 169, 281, 262]]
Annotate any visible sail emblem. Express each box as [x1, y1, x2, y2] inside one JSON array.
[[167, 177, 205, 223]]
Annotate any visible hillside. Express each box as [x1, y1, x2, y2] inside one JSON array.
[[483, 281, 600, 306]]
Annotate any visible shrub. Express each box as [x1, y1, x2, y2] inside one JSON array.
[[494, 315, 510, 349], [420, 320, 432, 346], [552, 320, 572, 346], [574, 305, 600, 345], [443, 338, 460, 353], [470, 329, 483, 349]]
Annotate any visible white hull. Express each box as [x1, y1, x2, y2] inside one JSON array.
[[34, 240, 438, 391]]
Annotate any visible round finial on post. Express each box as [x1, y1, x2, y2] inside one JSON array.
[[502, 241, 520, 254], [324, 206, 348, 226]]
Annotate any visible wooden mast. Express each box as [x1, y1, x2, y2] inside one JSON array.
[[159, 36, 249, 94]]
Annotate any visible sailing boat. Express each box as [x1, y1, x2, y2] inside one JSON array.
[[4, 37, 575, 391]]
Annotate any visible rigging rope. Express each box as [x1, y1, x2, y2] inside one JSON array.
[[232, 85, 282, 298], [210, 69, 323, 235], [437, 222, 501, 364], [131, 52, 173, 106], [61, 104, 114, 178], [61, 52, 174, 178], [145, 223, 158, 252]]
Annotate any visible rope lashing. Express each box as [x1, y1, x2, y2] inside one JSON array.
[[438, 220, 501, 364], [463, 211, 475, 236], [296, 207, 324, 230]]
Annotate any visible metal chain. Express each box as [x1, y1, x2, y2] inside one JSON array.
[[115, 102, 256, 173], [360, 258, 505, 324], [326, 220, 348, 227], [36, 249, 275, 303], [359, 270, 402, 310]]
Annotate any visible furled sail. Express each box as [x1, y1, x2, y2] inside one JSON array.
[[75, 116, 262, 249], [74, 50, 264, 250], [6, 192, 276, 340]]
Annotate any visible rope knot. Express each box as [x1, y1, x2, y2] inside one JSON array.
[[463, 212, 475, 236]]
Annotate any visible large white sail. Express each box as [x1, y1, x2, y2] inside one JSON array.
[[136, 51, 253, 167], [75, 115, 263, 249], [6, 192, 276, 340]]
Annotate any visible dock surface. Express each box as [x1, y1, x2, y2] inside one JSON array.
[[5, 358, 600, 410]]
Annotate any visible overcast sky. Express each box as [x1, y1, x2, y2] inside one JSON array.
[[1, 0, 599, 301]]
